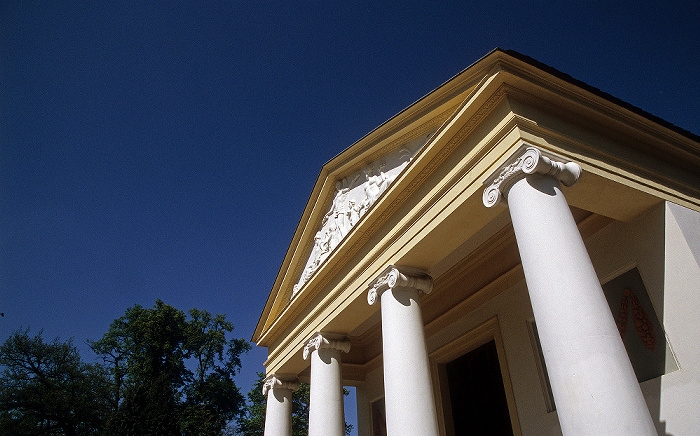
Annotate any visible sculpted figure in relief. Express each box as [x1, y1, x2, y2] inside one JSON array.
[[292, 143, 423, 297]]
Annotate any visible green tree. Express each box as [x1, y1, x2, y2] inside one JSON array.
[[180, 308, 251, 435], [237, 373, 351, 436], [87, 316, 130, 412], [90, 300, 250, 435], [236, 373, 267, 435], [0, 329, 110, 436], [103, 373, 180, 436]]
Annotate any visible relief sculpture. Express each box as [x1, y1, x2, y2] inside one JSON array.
[[291, 136, 431, 298]]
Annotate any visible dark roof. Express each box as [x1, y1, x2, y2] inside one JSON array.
[[500, 48, 700, 143]]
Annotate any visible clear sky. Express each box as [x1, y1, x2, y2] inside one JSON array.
[[2, 1, 699, 432]]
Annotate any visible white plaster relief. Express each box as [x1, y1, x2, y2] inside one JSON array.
[[292, 132, 434, 297], [482, 146, 581, 208], [262, 375, 299, 396], [302, 332, 351, 360], [367, 264, 433, 306]]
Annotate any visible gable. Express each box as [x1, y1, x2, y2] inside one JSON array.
[[252, 63, 487, 339], [252, 49, 700, 349]]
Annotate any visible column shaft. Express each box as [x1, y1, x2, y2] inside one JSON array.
[[262, 376, 298, 436], [304, 333, 350, 436], [380, 286, 440, 436], [507, 174, 656, 435], [309, 347, 346, 436], [264, 387, 293, 436]]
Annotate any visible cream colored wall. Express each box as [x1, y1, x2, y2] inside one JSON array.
[[658, 202, 700, 435], [426, 281, 562, 435], [355, 201, 700, 435], [586, 204, 669, 434], [585, 201, 700, 434]]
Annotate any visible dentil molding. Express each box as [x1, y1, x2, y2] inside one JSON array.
[[367, 265, 433, 306], [482, 146, 581, 208], [262, 375, 300, 396], [302, 332, 351, 360]]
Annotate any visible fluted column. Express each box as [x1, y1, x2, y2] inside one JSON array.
[[262, 375, 299, 436], [303, 332, 351, 436], [483, 146, 655, 435], [368, 265, 439, 436]]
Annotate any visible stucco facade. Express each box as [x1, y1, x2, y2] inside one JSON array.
[[252, 49, 700, 435]]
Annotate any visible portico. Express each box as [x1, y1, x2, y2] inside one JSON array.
[[253, 50, 700, 435]]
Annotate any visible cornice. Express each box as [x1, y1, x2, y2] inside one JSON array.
[[488, 80, 700, 211], [492, 60, 700, 174], [499, 49, 700, 145]]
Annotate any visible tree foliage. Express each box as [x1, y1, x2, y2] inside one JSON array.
[[237, 372, 351, 436], [0, 329, 110, 436], [91, 300, 251, 435], [0, 300, 250, 436]]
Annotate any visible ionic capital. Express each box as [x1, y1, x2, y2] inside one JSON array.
[[262, 375, 300, 396], [302, 332, 351, 360], [367, 264, 433, 306], [483, 146, 581, 208]]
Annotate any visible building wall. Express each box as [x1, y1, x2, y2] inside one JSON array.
[[587, 201, 700, 434], [658, 202, 700, 435], [354, 201, 700, 435]]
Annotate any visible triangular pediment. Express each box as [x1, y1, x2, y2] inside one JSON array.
[[253, 48, 700, 346], [254, 125, 449, 338], [291, 133, 433, 297], [253, 51, 494, 340]]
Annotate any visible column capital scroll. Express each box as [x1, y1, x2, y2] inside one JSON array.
[[367, 265, 433, 306], [262, 375, 300, 396], [483, 146, 581, 208], [303, 332, 351, 360]]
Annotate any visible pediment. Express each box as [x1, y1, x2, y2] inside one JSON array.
[[253, 48, 700, 345], [253, 61, 486, 338]]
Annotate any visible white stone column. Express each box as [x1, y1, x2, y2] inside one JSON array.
[[262, 375, 299, 436], [368, 265, 439, 436], [303, 332, 351, 436], [483, 146, 656, 435]]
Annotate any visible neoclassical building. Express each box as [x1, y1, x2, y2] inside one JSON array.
[[252, 49, 700, 435]]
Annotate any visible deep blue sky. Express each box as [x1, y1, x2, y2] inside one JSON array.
[[2, 1, 699, 429]]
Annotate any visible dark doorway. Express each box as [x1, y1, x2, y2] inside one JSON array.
[[445, 340, 514, 436]]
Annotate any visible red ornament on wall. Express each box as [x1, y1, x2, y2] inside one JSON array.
[[616, 288, 656, 352]]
